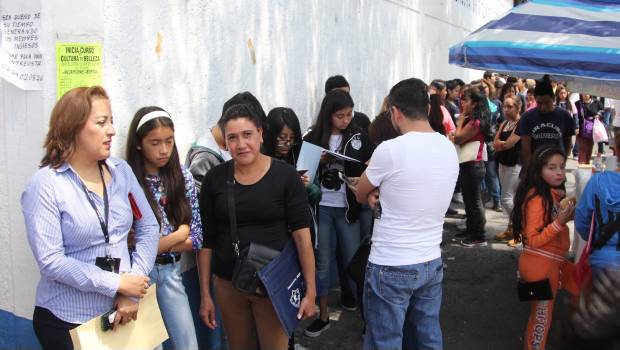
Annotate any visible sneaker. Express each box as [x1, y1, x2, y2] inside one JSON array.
[[507, 239, 520, 247], [304, 319, 331, 337], [340, 292, 358, 311], [492, 201, 503, 213], [460, 238, 487, 247], [494, 230, 513, 242], [453, 230, 469, 240]]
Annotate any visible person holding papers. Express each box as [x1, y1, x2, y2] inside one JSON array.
[[263, 107, 321, 206], [21, 87, 159, 350], [303, 89, 373, 337]]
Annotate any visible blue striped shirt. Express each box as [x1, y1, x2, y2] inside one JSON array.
[[21, 157, 160, 324]]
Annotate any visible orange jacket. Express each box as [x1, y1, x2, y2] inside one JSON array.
[[522, 189, 570, 257]]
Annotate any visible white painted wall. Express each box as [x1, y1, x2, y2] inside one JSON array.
[[0, 0, 512, 338]]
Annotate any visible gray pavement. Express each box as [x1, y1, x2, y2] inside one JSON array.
[[295, 158, 583, 350]]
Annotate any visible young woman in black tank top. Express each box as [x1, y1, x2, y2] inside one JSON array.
[[493, 96, 523, 245]]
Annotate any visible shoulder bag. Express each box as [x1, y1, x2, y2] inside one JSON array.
[[227, 161, 280, 296], [574, 212, 595, 289]]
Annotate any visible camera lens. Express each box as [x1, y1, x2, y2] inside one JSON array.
[[321, 169, 343, 191]]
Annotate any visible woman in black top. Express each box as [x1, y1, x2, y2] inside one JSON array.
[[303, 89, 373, 337], [198, 104, 316, 350], [492, 96, 522, 244]]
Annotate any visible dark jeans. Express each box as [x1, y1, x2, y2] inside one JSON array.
[[460, 161, 487, 240], [33, 307, 79, 350], [483, 160, 501, 203]]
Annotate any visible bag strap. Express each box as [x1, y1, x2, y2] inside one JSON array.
[[227, 161, 240, 257], [583, 210, 596, 256], [591, 195, 620, 251]]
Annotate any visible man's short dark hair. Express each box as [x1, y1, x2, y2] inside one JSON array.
[[324, 75, 349, 94], [534, 75, 555, 98], [483, 71, 495, 79], [388, 78, 429, 120]]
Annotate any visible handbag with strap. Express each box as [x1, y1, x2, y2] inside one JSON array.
[[226, 161, 280, 296], [517, 278, 554, 301], [574, 213, 595, 289], [455, 141, 481, 163]]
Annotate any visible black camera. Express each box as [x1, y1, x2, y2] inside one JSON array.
[[321, 169, 343, 191]]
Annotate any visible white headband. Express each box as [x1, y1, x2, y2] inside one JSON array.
[[136, 110, 172, 132]]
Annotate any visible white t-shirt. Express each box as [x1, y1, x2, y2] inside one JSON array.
[[366, 131, 459, 266], [196, 130, 231, 161], [320, 134, 347, 208]]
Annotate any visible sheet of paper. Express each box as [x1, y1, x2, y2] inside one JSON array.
[[323, 149, 361, 163], [296, 141, 323, 183], [70, 284, 168, 350]]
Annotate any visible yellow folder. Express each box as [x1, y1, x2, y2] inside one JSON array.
[[70, 285, 168, 349]]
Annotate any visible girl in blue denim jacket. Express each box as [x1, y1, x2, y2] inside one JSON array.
[[126, 106, 202, 350]]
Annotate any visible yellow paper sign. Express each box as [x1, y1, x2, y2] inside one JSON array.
[[56, 42, 103, 100]]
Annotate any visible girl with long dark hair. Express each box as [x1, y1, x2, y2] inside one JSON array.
[[303, 89, 373, 337], [511, 147, 578, 350], [126, 106, 202, 350], [263, 107, 303, 164], [453, 85, 493, 247], [429, 80, 456, 138]]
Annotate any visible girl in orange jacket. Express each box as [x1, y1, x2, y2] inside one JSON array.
[[511, 147, 578, 350]]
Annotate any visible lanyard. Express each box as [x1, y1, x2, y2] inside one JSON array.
[[79, 162, 110, 245]]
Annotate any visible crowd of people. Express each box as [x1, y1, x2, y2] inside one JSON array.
[[20, 71, 620, 350]]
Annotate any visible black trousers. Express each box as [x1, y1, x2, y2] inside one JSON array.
[[460, 161, 487, 240], [33, 307, 79, 350]]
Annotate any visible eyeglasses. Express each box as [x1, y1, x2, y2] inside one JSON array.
[[276, 135, 296, 146]]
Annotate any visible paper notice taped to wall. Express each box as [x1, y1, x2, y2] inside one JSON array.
[[56, 42, 102, 100], [0, 0, 44, 90]]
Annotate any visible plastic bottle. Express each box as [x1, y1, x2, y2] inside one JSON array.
[[593, 155, 604, 173]]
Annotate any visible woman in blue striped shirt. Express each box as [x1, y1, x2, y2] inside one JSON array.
[[125, 106, 202, 350], [21, 86, 160, 350]]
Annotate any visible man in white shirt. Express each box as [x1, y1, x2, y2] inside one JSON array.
[[355, 78, 459, 350]]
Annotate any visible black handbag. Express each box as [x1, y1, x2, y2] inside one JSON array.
[[227, 162, 280, 296], [517, 278, 554, 301]]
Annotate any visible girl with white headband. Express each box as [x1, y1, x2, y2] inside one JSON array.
[[125, 106, 202, 350]]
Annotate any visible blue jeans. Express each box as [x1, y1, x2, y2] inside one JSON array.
[[363, 258, 444, 350], [483, 160, 500, 203], [150, 261, 199, 350], [317, 205, 361, 296]]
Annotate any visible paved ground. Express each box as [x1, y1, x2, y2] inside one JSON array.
[[294, 156, 589, 350]]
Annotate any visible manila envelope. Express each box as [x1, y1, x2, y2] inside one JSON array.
[[70, 284, 168, 349]]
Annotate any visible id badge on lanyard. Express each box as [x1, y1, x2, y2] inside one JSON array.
[[80, 162, 121, 273]]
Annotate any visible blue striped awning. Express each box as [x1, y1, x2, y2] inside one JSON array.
[[449, 0, 620, 98]]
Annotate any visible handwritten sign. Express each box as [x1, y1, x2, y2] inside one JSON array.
[[0, 1, 43, 90]]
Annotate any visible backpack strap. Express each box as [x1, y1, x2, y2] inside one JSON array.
[[592, 195, 620, 251]]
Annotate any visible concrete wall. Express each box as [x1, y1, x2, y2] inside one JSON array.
[[0, 0, 511, 348]]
